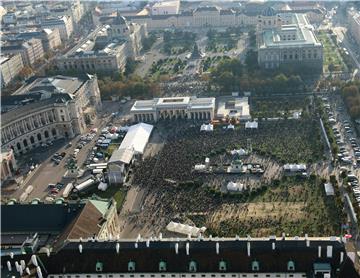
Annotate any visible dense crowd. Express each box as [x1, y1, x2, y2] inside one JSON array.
[[129, 119, 325, 235]]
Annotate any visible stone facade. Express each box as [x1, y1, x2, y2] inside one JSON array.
[[1, 75, 102, 155], [0, 54, 24, 87], [131, 97, 215, 122], [257, 11, 323, 71]]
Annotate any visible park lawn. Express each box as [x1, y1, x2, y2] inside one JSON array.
[[205, 176, 342, 237], [317, 31, 346, 72]]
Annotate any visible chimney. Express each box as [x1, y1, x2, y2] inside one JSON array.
[[46, 248, 50, 257], [37, 266, 43, 278], [186, 242, 190, 255], [7, 261, 11, 272], [116, 243, 120, 254], [216, 242, 220, 254], [340, 251, 344, 263], [31, 255, 38, 266], [25, 268, 31, 275], [20, 260, 26, 270], [175, 243, 179, 254], [272, 242, 275, 250], [327, 245, 333, 258], [146, 239, 150, 247], [159, 233, 163, 240], [135, 242, 138, 248], [15, 261, 20, 272], [318, 246, 321, 258], [247, 241, 251, 257], [10, 252, 14, 259], [305, 234, 310, 247], [79, 244, 83, 254]]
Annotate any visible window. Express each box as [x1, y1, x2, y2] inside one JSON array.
[[140, 275, 144, 277], [23, 139, 28, 147], [161, 275, 166, 277], [159, 261, 167, 272], [17, 142, 21, 150], [96, 261, 103, 272], [61, 116, 65, 121], [52, 129, 57, 136], [128, 261, 135, 272], [219, 260, 227, 272], [37, 133, 42, 141], [287, 260, 295, 271], [44, 130, 49, 138], [189, 261, 197, 272], [252, 261, 259, 271], [86, 276, 91, 278]]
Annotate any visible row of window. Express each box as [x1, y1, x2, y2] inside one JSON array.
[[14, 129, 57, 151], [94, 261, 295, 273], [50, 274, 306, 278]]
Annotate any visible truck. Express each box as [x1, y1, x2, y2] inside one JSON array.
[[74, 178, 96, 193]]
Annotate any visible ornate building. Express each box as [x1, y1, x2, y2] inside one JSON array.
[[130, 97, 215, 122], [257, 9, 323, 71], [1, 75, 102, 155]]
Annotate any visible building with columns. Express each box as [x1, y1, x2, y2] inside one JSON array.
[[1, 75, 102, 155], [257, 10, 323, 71], [1, 149, 17, 183], [130, 97, 215, 122]]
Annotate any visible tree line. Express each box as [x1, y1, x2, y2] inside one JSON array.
[[209, 51, 305, 94]]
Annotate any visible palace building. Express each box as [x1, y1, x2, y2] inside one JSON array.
[[257, 8, 323, 71], [130, 97, 215, 122], [1, 75, 102, 155]]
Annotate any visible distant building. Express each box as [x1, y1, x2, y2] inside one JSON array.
[[3, 28, 62, 52], [56, 13, 147, 74], [348, 9, 360, 47], [216, 97, 251, 121], [0, 149, 17, 183], [151, 0, 180, 16], [257, 9, 323, 71], [41, 15, 73, 41], [1, 38, 45, 66], [131, 96, 216, 122], [1, 75, 102, 155], [0, 54, 24, 87]]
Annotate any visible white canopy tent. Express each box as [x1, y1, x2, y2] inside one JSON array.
[[324, 183, 335, 196], [227, 182, 245, 192], [230, 149, 247, 156], [200, 124, 214, 132], [283, 164, 307, 172], [118, 123, 153, 154], [166, 221, 206, 237], [245, 121, 258, 129]]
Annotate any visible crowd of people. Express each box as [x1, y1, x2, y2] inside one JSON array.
[[128, 118, 324, 236]]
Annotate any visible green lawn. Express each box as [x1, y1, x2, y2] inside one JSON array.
[[317, 31, 346, 72]]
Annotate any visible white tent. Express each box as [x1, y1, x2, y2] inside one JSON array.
[[227, 124, 235, 130], [200, 124, 214, 132], [227, 182, 245, 192], [194, 164, 206, 171], [230, 149, 247, 156], [166, 221, 206, 237], [118, 123, 153, 154], [284, 164, 307, 172], [245, 121, 258, 129], [324, 183, 334, 196], [98, 182, 108, 192]]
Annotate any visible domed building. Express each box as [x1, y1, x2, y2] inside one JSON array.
[[258, 6, 282, 31]]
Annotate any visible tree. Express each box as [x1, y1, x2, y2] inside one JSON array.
[[18, 66, 33, 79], [245, 50, 259, 72]]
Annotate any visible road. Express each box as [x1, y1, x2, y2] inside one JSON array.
[[3, 100, 133, 202]]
